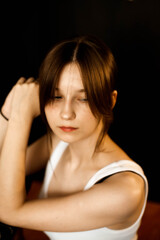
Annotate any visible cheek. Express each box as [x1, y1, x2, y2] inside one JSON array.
[[79, 105, 96, 121], [79, 108, 99, 129], [44, 105, 57, 125], [45, 103, 60, 116]]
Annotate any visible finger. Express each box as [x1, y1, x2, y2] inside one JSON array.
[[26, 77, 35, 83], [17, 77, 26, 84], [34, 78, 39, 85]]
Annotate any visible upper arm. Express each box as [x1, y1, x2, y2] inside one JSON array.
[[26, 133, 60, 175], [2, 172, 145, 232], [25, 134, 50, 175]]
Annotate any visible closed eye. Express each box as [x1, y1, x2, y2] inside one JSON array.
[[54, 96, 63, 100], [78, 98, 88, 102]]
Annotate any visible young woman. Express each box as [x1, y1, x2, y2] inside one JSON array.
[[0, 36, 148, 240]]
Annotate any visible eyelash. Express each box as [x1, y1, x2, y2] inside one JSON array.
[[54, 96, 88, 102], [54, 96, 62, 100]]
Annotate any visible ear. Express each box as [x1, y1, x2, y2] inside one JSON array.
[[111, 90, 118, 109]]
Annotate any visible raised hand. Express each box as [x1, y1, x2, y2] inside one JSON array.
[[2, 77, 40, 122]]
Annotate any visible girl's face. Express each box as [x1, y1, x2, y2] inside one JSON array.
[[45, 63, 102, 144]]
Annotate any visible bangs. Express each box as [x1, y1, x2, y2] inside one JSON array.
[[76, 42, 114, 119], [39, 41, 78, 107]]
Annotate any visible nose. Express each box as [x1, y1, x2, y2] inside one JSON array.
[[60, 100, 76, 120]]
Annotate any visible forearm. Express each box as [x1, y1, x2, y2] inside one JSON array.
[[0, 112, 8, 153], [0, 116, 32, 219]]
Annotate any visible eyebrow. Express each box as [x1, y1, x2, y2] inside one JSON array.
[[55, 88, 86, 93]]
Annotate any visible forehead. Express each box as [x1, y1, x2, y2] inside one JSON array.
[[57, 63, 84, 91]]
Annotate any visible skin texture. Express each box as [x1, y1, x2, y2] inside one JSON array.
[[0, 67, 145, 233]]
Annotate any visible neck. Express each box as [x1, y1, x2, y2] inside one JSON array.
[[67, 125, 105, 168]]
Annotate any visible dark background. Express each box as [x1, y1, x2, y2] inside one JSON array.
[[1, 0, 160, 202]]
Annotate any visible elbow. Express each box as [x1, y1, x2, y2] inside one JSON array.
[[0, 209, 10, 225], [0, 208, 11, 225], [0, 207, 18, 227]]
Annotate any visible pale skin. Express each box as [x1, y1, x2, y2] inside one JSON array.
[[0, 63, 145, 232]]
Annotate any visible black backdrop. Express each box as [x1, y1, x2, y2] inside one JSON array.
[[1, 0, 160, 202]]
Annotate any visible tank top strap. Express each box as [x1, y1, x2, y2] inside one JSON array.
[[84, 160, 147, 191], [39, 141, 68, 198], [49, 141, 69, 168]]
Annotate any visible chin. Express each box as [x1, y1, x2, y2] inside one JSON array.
[[56, 133, 78, 143], [54, 128, 93, 144]]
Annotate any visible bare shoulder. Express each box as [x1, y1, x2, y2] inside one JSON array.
[[104, 170, 145, 203], [105, 137, 145, 210], [95, 136, 146, 228], [99, 168, 145, 229]]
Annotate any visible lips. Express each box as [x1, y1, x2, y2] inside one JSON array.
[[59, 126, 78, 132]]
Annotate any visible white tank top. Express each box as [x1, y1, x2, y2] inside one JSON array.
[[39, 141, 148, 240]]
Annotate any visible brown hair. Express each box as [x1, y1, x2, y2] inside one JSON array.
[[38, 35, 117, 148]]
